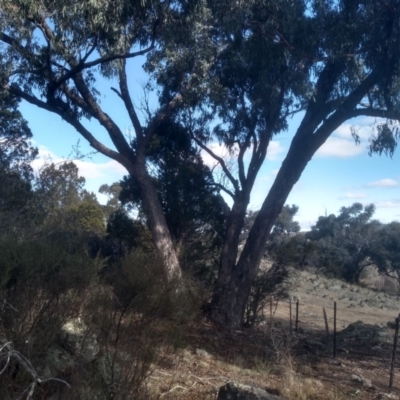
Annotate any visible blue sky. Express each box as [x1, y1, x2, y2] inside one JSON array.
[[20, 58, 400, 231]]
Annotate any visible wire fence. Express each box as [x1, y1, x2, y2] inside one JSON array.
[[268, 298, 400, 391]]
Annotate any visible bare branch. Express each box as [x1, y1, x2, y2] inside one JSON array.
[[118, 59, 144, 144], [6, 85, 131, 169], [72, 73, 136, 161], [347, 107, 400, 121], [192, 137, 240, 194], [209, 182, 235, 200]]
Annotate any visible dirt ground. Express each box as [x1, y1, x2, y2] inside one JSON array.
[[147, 268, 400, 400]]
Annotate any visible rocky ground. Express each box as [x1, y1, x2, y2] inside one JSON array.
[[146, 268, 400, 399]]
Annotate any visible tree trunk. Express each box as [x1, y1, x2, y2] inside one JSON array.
[[128, 163, 181, 280], [211, 134, 318, 328], [210, 196, 249, 326]]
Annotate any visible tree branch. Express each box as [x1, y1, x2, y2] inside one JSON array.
[[54, 40, 156, 89], [209, 182, 235, 200], [192, 137, 240, 194], [311, 66, 384, 149], [7, 85, 131, 169], [347, 107, 400, 121], [118, 59, 144, 144], [72, 73, 136, 161]]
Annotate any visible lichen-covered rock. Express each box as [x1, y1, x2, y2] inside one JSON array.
[[59, 318, 99, 362], [217, 382, 282, 400]]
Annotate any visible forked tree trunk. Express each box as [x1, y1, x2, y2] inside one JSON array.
[[210, 135, 317, 328]]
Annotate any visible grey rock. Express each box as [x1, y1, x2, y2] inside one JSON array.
[[59, 318, 99, 362], [376, 393, 400, 400], [217, 382, 282, 400], [338, 321, 391, 344], [196, 348, 212, 358], [351, 374, 372, 388]]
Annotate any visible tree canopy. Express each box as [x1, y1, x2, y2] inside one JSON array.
[[307, 203, 381, 283], [1, 0, 400, 327]]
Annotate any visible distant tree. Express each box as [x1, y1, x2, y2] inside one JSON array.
[[99, 182, 123, 221], [370, 222, 400, 290], [34, 162, 105, 235], [307, 203, 381, 283], [0, 92, 37, 232]]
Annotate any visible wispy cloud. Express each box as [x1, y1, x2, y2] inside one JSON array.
[[31, 145, 126, 182], [366, 178, 399, 188], [266, 141, 284, 160], [375, 200, 400, 209], [201, 140, 284, 169], [200, 143, 239, 169], [339, 192, 368, 200], [316, 136, 365, 158]]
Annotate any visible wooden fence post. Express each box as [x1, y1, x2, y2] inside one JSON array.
[[333, 301, 337, 359], [295, 300, 299, 334], [323, 307, 329, 338], [289, 299, 292, 335], [389, 315, 400, 391]]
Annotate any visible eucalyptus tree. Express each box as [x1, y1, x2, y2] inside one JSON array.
[[34, 161, 105, 234], [370, 222, 400, 289], [307, 203, 381, 283], [0, 0, 183, 279], [149, 0, 400, 327]]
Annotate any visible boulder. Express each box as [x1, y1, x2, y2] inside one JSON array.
[[337, 321, 391, 344], [59, 318, 99, 362], [217, 382, 282, 400], [42, 318, 99, 377]]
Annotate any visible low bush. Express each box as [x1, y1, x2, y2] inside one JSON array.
[[0, 238, 198, 399]]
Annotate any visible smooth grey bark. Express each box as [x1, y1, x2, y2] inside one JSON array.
[[127, 161, 181, 279]]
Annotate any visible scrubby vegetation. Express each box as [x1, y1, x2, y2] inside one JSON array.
[[2, 0, 400, 397]]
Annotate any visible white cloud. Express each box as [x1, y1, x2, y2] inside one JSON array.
[[375, 200, 400, 209], [266, 141, 284, 160], [334, 123, 373, 141], [339, 192, 368, 200], [200, 140, 284, 167], [367, 178, 399, 188], [200, 143, 239, 168], [31, 145, 126, 183], [316, 136, 365, 158], [272, 168, 280, 176]]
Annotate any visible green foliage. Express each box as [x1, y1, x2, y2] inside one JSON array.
[[0, 91, 37, 178], [33, 161, 106, 235], [0, 234, 98, 294], [120, 118, 225, 278], [0, 232, 198, 399], [370, 222, 400, 288], [66, 199, 106, 236], [307, 203, 381, 283], [99, 182, 122, 220], [270, 234, 318, 269], [104, 209, 154, 262], [242, 205, 300, 244], [0, 92, 37, 232], [121, 118, 225, 243], [244, 263, 291, 328]]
